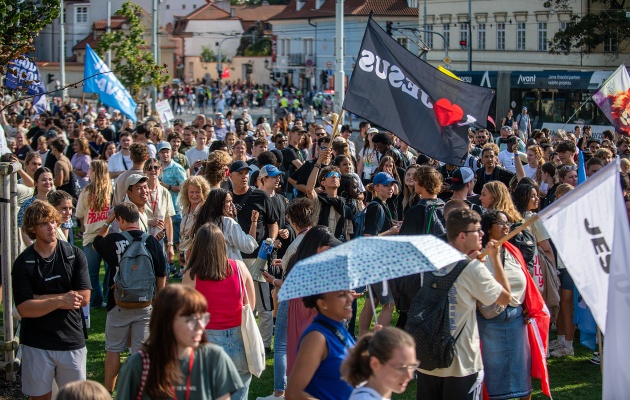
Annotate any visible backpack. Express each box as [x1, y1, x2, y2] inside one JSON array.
[[404, 259, 469, 371], [421, 201, 446, 237], [354, 201, 386, 238], [59, 169, 81, 200], [113, 231, 156, 308], [508, 222, 536, 272]]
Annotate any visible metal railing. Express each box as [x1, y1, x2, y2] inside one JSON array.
[[0, 161, 22, 381]]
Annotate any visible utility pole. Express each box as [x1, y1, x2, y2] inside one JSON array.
[[151, 0, 158, 111], [422, 0, 427, 60], [106, 2, 112, 68], [334, 0, 345, 120], [468, 0, 472, 71], [60, 0, 67, 101]]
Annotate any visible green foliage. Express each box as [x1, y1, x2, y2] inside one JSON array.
[[543, 0, 630, 55], [0, 0, 60, 74], [96, 1, 168, 100], [238, 21, 271, 56], [201, 46, 218, 62], [244, 37, 272, 57]]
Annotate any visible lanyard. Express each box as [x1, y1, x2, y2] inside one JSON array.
[[171, 348, 194, 400], [149, 187, 158, 215]]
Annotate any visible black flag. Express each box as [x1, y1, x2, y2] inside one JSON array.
[[343, 17, 495, 166]]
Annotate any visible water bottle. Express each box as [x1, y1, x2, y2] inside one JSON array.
[[250, 238, 274, 282]]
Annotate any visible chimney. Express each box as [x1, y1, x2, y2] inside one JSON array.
[[230, 7, 236, 18]]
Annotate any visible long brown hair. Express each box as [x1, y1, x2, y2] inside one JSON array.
[[186, 223, 231, 281], [84, 160, 111, 211], [483, 181, 522, 223], [143, 285, 209, 399], [527, 145, 544, 185]]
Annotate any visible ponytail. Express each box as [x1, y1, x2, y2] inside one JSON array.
[[341, 333, 374, 386]]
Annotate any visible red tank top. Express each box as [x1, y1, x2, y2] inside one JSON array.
[[195, 259, 243, 330]]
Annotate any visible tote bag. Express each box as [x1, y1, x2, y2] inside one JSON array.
[[237, 264, 266, 377]]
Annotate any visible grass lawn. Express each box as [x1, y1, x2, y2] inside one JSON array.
[[2, 234, 603, 399]]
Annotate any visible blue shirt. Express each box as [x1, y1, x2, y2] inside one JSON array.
[[300, 313, 355, 400], [160, 161, 187, 213]]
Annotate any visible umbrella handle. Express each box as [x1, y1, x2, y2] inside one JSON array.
[[367, 285, 378, 330]]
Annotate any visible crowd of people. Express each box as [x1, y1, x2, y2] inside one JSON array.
[[3, 96, 630, 400]]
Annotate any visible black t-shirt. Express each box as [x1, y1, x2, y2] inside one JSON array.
[[364, 198, 393, 236], [12, 242, 91, 350], [291, 160, 331, 198], [15, 144, 33, 161], [473, 166, 515, 194], [232, 188, 279, 258], [44, 152, 57, 171], [282, 145, 303, 192], [270, 193, 292, 258], [27, 127, 45, 148], [93, 230, 168, 312], [100, 127, 116, 142]]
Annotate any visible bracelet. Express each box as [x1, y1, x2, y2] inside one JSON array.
[[167, 242, 174, 246], [102, 222, 111, 228], [168, 184, 172, 190], [314, 163, 321, 169]]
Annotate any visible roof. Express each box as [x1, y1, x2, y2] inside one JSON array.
[[92, 18, 127, 30], [73, 34, 98, 51], [271, 0, 418, 20], [185, 3, 286, 22]]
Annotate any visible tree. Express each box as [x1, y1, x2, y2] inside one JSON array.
[[96, 1, 168, 100], [0, 0, 60, 73], [201, 46, 218, 62], [543, 0, 630, 55]]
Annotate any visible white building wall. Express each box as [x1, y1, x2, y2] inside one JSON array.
[[183, 20, 244, 59]]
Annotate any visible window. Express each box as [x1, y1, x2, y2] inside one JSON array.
[[304, 38, 314, 56], [166, 4, 170, 9], [478, 23, 486, 50], [460, 23, 468, 49], [497, 23, 505, 50], [604, 34, 618, 53], [408, 0, 418, 7], [426, 24, 434, 49], [443, 24, 450, 49], [280, 38, 290, 56], [193, 4, 197, 9], [560, 22, 569, 31], [397, 37, 409, 49], [75, 6, 88, 24], [538, 22, 547, 51], [182, 4, 186, 9], [517, 22, 526, 50]]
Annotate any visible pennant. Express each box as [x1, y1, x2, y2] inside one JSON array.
[[5, 57, 48, 114], [222, 67, 230, 79], [577, 150, 587, 185], [343, 17, 495, 165], [83, 44, 137, 122], [592, 64, 630, 136]]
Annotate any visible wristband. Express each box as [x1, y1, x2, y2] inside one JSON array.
[[102, 222, 111, 228], [314, 163, 321, 169], [167, 242, 174, 246]]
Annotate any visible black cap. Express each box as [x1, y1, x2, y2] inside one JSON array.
[[229, 160, 252, 173]]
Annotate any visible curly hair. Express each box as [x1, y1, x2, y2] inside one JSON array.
[[201, 150, 232, 187], [22, 200, 62, 240], [413, 165, 443, 195], [84, 160, 111, 212], [287, 197, 316, 230], [512, 183, 538, 215], [483, 181, 522, 223], [179, 176, 211, 211]]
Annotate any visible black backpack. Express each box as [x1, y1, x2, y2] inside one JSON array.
[[421, 200, 446, 237], [404, 259, 468, 371], [508, 222, 537, 271]]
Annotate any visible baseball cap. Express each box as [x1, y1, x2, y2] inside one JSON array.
[[366, 127, 379, 135], [156, 142, 172, 152], [125, 174, 148, 189], [97, 112, 111, 119], [522, 106, 528, 111], [259, 164, 284, 178], [501, 126, 512, 131], [229, 160, 252, 173], [372, 172, 398, 186], [324, 234, 343, 247], [449, 167, 474, 190], [45, 130, 58, 139]]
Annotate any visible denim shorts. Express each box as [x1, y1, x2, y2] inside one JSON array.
[[558, 268, 575, 291], [206, 326, 251, 400], [477, 305, 532, 400]]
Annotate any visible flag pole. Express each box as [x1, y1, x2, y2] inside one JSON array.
[[367, 285, 379, 330], [597, 327, 603, 375], [478, 215, 540, 259], [561, 97, 592, 131], [327, 109, 346, 149], [80, 93, 86, 126]]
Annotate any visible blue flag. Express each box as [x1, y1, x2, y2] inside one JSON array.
[[577, 150, 587, 185], [5, 58, 48, 114], [83, 44, 137, 122]]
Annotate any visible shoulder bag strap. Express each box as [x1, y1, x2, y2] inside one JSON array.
[[234, 260, 248, 305], [136, 350, 150, 400], [236, 188, 254, 208], [313, 319, 348, 349]]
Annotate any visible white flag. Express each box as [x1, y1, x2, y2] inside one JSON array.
[[537, 160, 621, 333]]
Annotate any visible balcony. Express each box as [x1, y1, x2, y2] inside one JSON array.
[[288, 53, 305, 66]]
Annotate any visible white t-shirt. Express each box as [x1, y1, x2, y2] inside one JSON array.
[[497, 150, 518, 173], [420, 258, 503, 378], [185, 146, 209, 167], [76, 190, 111, 245], [108, 151, 132, 173], [349, 387, 388, 400], [483, 248, 527, 307]]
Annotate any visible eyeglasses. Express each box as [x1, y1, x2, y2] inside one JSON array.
[[145, 165, 160, 171], [387, 362, 421, 374], [559, 165, 578, 172], [325, 171, 341, 179], [462, 228, 483, 235], [316, 132, 327, 137], [183, 313, 210, 330]]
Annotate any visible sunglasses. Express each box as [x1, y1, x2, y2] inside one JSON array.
[[559, 165, 578, 172], [145, 165, 160, 171], [325, 171, 341, 179]]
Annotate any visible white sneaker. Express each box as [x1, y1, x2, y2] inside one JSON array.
[[256, 394, 285, 400], [549, 339, 563, 351], [550, 344, 574, 358]]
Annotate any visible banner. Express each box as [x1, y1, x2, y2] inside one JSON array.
[[5, 57, 48, 114], [155, 100, 174, 126], [83, 44, 137, 122], [343, 17, 495, 165], [592, 64, 630, 136]]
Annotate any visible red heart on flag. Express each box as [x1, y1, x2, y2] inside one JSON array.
[[434, 98, 464, 127]]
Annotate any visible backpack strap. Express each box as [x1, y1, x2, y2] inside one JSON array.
[[136, 350, 150, 400]]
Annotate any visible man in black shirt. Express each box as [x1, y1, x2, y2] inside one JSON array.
[[12, 200, 91, 398], [93, 202, 167, 393], [473, 147, 515, 194], [291, 135, 331, 197], [96, 112, 117, 142], [229, 160, 278, 352], [282, 126, 305, 197]]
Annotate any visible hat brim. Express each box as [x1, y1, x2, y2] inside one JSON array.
[[449, 182, 467, 191], [374, 179, 399, 186], [231, 166, 252, 173]]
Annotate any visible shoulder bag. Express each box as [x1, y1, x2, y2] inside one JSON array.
[[236, 261, 266, 377]]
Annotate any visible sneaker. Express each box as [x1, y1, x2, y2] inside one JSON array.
[[256, 394, 285, 400], [590, 355, 600, 365], [593, 351, 599, 357], [173, 270, 184, 279], [549, 339, 564, 351], [550, 344, 574, 358]]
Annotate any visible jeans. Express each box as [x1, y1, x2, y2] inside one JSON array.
[[274, 301, 288, 392], [84, 243, 108, 307], [255, 281, 274, 347], [206, 326, 252, 400]]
